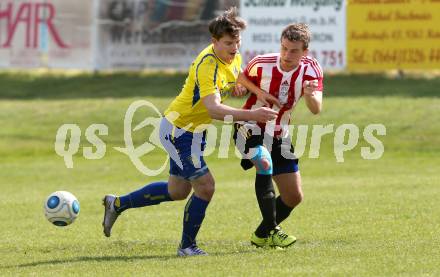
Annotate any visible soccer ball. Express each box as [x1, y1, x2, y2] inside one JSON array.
[[44, 191, 80, 227]]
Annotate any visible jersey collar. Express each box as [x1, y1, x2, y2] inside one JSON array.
[[211, 45, 227, 65]]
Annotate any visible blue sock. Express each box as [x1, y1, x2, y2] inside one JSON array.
[[114, 181, 172, 213], [180, 194, 209, 249]]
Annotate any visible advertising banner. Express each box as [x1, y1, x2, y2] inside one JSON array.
[[347, 0, 440, 70], [0, 0, 94, 69], [95, 0, 219, 70], [240, 0, 346, 70]]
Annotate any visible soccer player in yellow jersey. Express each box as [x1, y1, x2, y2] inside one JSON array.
[[102, 7, 279, 256]]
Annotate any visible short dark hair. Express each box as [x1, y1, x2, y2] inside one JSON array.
[[281, 23, 311, 50], [208, 7, 246, 40]]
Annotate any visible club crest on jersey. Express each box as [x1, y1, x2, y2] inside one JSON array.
[[279, 80, 290, 104]]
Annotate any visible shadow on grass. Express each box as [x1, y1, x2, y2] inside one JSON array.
[[4, 245, 256, 268], [7, 254, 177, 268], [0, 72, 439, 100]]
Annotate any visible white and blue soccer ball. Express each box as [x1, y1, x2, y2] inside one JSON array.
[[44, 191, 80, 227]]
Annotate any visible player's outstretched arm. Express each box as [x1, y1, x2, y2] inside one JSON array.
[[202, 93, 278, 123], [303, 80, 322, 114]]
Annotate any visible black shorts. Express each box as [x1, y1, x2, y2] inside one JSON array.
[[233, 123, 299, 176]]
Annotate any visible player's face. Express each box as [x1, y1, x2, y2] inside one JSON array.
[[212, 34, 241, 64], [279, 38, 308, 71]]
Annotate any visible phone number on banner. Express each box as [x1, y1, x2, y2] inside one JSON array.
[[243, 50, 344, 68]]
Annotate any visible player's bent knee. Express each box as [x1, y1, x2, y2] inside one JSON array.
[[298, 191, 304, 202], [170, 187, 191, 201], [175, 190, 192, 201], [250, 146, 273, 175], [283, 191, 303, 207], [260, 158, 271, 171], [196, 182, 215, 200], [204, 182, 216, 195], [294, 186, 304, 203]]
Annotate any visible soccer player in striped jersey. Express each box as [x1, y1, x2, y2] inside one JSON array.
[[233, 23, 324, 248], [101, 7, 280, 256]]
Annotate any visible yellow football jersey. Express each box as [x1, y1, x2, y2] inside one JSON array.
[[164, 45, 241, 132]]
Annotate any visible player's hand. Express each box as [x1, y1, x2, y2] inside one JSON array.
[[232, 84, 248, 97], [303, 80, 319, 96], [252, 107, 278, 123], [256, 90, 281, 108]]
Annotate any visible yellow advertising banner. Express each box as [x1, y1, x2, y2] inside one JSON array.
[[347, 0, 440, 70]]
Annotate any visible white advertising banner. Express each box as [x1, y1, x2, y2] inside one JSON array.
[[240, 0, 346, 70], [0, 0, 95, 69], [95, 0, 218, 70]]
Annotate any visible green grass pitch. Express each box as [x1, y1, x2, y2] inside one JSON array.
[[0, 72, 439, 276]]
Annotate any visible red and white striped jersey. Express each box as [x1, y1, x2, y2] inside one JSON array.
[[242, 53, 324, 138]]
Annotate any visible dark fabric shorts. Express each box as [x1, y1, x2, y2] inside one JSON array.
[[159, 118, 209, 181], [232, 123, 299, 176]]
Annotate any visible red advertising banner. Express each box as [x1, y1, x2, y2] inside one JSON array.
[[0, 0, 94, 69]]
